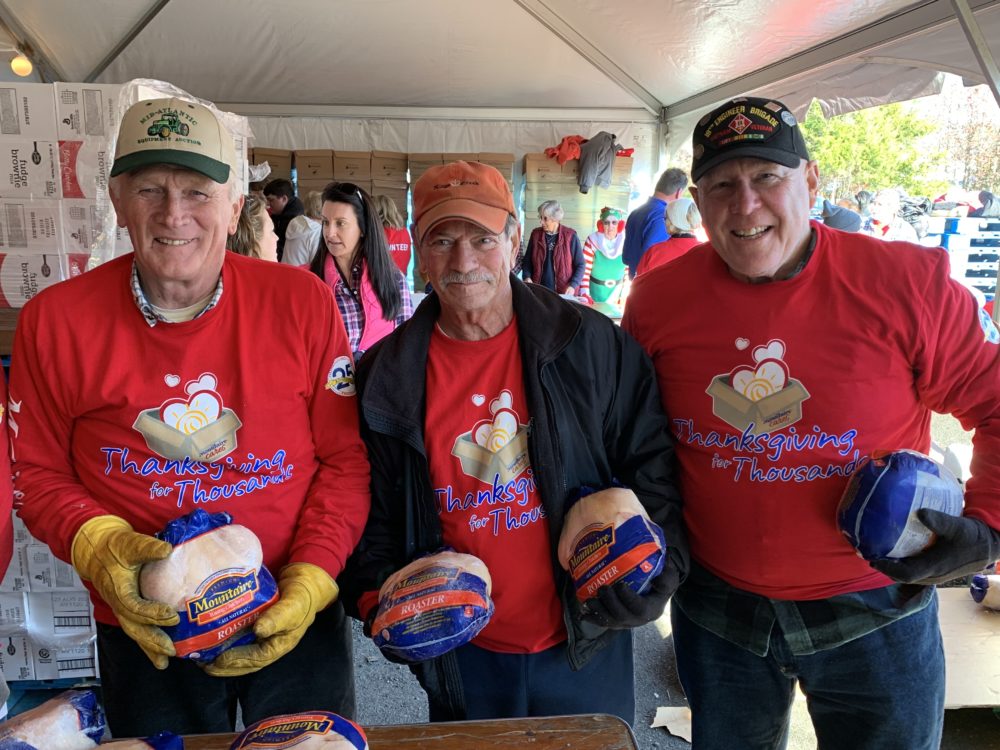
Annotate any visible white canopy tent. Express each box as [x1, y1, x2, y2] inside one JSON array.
[[0, 0, 996, 186]]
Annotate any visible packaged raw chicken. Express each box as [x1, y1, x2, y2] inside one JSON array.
[[229, 712, 367, 749], [0, 689, 104, 750], [140, 509, 278, 662], [371, 550, 493, 662], [557, 487, 667, 603]]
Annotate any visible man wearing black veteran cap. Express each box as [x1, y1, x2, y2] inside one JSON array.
[[624, 96, 1000, 748], [342, 160, 688, 724], [8, 98, 370, 736]]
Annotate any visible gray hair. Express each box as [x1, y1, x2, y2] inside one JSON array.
[[537, 200, 564, 222]]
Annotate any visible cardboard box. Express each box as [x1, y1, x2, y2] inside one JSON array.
[[441, 153, 479, 163], [58, 139, 111, 200], [407, 153, 444, 185], [612, 155, 633, 183], [939, 587, 1000, 707], [0, 199, 62, 252], [0, 254, 69, 308], [0, 591, 26, 632], [32, 641, 97, 680], [133, 407, 243, 463], [706, 375, 811, 435], [371, 151, 408, 183], [0, 547, 28, 593], [296, 178, 333, 197], [0, 83, 58, 140], [54, 83, 122, 140], [294, 149, 334, 179], [372, 180, 408, 221], [524, 153, 571, 184], [61, 199, 130, 254], [252, 148, 292, 181], [23, 543, 85, 591], [478, 153, 514, 181], [333, 151, 372, 181], [0, 141, 60, 199], [26, 591, 93, 640], [0, 636, 33, 681]]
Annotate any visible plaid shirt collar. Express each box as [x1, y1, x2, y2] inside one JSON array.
[[131, 261, 223, 327]]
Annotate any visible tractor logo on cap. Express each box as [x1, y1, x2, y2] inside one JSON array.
[[147, 110, 190, 139]]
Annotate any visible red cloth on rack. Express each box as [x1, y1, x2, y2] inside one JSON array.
[[544, 135, 587, 165]]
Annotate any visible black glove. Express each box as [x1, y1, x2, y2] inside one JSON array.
[[870, 509, 1000, 585], [581, 563, 679, 630]]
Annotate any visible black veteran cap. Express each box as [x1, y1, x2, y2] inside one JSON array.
[[691, 96, 810, 182]]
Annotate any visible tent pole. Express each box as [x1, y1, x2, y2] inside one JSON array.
[[949, 0, 1000, 107]]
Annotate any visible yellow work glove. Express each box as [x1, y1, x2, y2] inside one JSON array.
[[71, 515, 179, 670], [203, 562, 338, 677]]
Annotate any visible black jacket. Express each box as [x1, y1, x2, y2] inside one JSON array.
[[342, 276, 687, 718]]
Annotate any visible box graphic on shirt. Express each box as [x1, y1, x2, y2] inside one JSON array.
[[133, 371, 243, 462], [450, 389, 529, 485], [707, 338, 810, 435]]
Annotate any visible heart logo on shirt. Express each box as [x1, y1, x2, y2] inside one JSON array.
[[730, 359, 789, 402], [473, 408, 519, 453], [735, 338, 749, 351], [160, 390, 223, 435], [472, 394, 485, 406], [489, 390, 513, 415], [752, 339, 785, 364], [185, 372, 219, 396], [164, 374, 181, 387]]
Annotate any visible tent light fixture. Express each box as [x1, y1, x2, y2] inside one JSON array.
[[10, 52, 32, 77]]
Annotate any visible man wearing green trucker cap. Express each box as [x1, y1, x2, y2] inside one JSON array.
[[9, 97, 370, 737], [624, 95, 1000, 749]]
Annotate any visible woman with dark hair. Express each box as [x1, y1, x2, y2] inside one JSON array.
[[309, 182, 413, 360]]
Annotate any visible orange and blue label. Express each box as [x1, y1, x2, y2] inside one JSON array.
[[568, 515, 666, 602], [231, 711, 368, 749]]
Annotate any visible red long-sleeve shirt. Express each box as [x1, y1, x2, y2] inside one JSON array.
[[624, 221, 1000, 600], [10, 252, 370, 624]]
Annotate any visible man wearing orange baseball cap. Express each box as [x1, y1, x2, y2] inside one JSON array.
[[9, 97, 370, 736], [342, 160, 687, 724]]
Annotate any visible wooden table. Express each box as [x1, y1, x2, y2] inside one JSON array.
[[182, 714, 639, 749]]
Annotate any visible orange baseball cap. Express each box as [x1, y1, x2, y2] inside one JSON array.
[[412, 161, 516, 241]]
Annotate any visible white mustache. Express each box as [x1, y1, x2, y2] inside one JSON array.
[[439, 272, 494, 286]]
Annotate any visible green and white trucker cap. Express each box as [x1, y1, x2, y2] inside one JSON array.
[[110, 97, 237, 183]]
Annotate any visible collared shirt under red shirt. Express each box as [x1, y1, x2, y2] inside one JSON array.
[[424, 319, 565, 654]]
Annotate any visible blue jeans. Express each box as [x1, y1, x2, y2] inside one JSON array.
[[672, 594, 944, 750], [451, 632, 635, 724]]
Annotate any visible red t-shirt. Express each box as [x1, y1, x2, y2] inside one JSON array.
[[425, 319, 564, 653], [383, 226, 412, 276], [636, 236, 702, 275]]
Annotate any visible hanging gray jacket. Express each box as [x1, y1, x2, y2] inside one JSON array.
[[578, 131, 619, 193]]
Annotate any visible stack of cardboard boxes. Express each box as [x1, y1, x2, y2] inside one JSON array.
[[522, 153, 632, 237], [249, 148, 292, 183], [0, 513, 97, 683], [0, 82, 126, 309], [407, 153, 515, 196], [371, 151, 408, 223], [293, 149, 334, 197]]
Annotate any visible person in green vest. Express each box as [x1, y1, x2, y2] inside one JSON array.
[[580, 206, 627, 304]]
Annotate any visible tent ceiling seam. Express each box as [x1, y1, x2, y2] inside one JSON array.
[[511, 0, 664, 118], [85, 0, 173, 83]]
